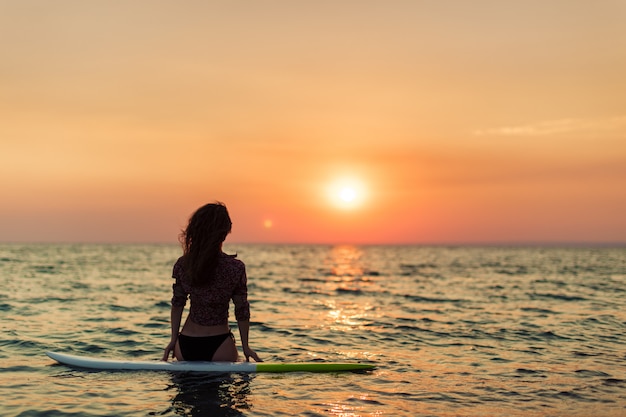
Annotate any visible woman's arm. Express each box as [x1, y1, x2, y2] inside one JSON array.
[[233, 263, 261, 362], [237, 319, 262, 362], [162, 304, 184, 361]]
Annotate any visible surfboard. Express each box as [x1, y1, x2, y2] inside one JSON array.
[[46, 351, 376, 373]]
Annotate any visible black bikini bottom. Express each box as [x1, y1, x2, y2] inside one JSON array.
[[178, 332, 234, 361]]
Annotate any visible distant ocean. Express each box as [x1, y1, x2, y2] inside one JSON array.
[[1, 243, 625, 416]]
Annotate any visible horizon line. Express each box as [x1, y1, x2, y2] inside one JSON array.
[[1, 240, 624, 248]]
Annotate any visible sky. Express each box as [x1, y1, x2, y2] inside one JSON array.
[[1, 1, 625, 245]]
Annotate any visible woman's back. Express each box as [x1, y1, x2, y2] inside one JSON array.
[[171, 253, 250, 327]]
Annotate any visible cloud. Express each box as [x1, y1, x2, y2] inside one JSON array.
[[474, 116, 626, 137]]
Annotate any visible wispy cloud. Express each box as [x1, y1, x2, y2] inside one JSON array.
[[474, 116, 626, 137]]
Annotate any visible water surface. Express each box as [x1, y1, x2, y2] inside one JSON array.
[[1, 244, 625, 416]]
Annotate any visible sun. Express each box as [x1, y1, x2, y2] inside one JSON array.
[[339, 187, 357, 203], [327, 177, 367, 209]]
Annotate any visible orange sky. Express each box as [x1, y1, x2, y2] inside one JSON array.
[[1, 1, 625, 244]]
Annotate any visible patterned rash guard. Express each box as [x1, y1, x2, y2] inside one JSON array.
[[171, 253, 251, 326]]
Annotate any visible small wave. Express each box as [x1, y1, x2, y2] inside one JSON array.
[[546, 390, 588, 401], [0, 257, 21, 263], [0, 339, 49, 356], [603, 378, 625, 386], [74, 344, 107, 354], [575, 369, 610, 377], [522, 346, 546, 355], [103, 327, 138, 336], [401, 262, 437, 269], [2, 365, 40, 372], [27, 297, 75, 304], [538, 330, 571, 340], [490, 357, 513, 363], [298, 277, 325, 282], [495, 266, 529, 275], [520, 307, 559, 314], [137, 322, 166, 329], [516, 368, 544, 375], [399, 263, 441, 278], [573, 351, 600, 357], [335, 287, 364, 294], [528, 292, 587, 302], [30, 265, 61, 274], [83, 317, 109, 322], [124, 348, 159, 358], [282, 287, 332, 296], [393, 324, 427, 332], [153, 301, 171, 308], [109, 304, 143, 312], [558, 265, 599, 276], [404, 294, 465, 303], [345, 396, 385, 406]]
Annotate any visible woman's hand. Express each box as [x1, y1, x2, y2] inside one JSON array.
[[162, 340, 177, 362], [243, 346, 262, 362]]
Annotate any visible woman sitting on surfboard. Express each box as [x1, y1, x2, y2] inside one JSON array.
[[162, 202, 262, 363]]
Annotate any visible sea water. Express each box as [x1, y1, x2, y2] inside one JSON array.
[[0, 243, 625, 416]]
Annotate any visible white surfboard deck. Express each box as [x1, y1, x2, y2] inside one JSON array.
[[46, 351, 375, 373]]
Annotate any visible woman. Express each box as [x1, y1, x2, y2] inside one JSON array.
[[162, 202, 262, 362]]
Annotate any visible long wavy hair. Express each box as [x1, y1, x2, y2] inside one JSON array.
[[179, 202, 233, 286]]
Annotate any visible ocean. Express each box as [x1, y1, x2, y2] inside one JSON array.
[[1, 243, 625, 416]]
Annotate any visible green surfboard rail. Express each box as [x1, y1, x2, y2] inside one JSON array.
[[255, 363, 375, 373]]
